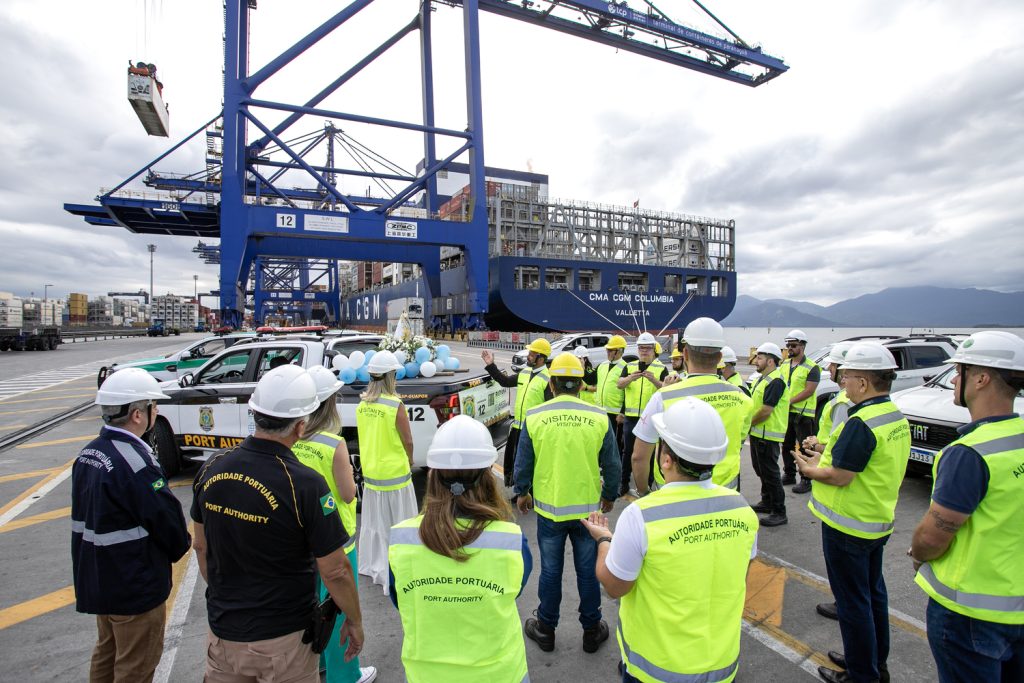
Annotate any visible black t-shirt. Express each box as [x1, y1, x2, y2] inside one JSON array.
[[191, 436, 348, 641]]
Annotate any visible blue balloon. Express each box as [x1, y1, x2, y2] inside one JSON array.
[[447, 356, 460, 370], [435, 344, 451, 359], [396, 366, 407, 380], [404, 361, 420, 378], [414, 346, 431, 364], [339, 367, 357, 384], [363, 350, 376, 367], [356, 366, 371, 382]]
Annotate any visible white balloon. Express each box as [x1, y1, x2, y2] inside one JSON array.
[[394, 350, 407, 365], [433, 357, 446, 371], [331, 354, 350, 370], [348, 350, 365, 368], [420, 361, 437, 378]]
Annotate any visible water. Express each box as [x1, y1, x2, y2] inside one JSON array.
[[723, 327, 1024, 362]]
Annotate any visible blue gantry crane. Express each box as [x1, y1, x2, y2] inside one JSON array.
[[65, 0, 786, 328]]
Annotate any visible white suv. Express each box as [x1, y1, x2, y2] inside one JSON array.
[[893, 363, 1024, 474]]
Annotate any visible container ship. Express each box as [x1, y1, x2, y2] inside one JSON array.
[[340, 164, 736, 334]]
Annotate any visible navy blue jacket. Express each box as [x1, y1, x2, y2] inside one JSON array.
[[71, 427, 191, 615]]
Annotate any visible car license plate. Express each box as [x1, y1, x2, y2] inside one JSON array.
[[909, 446, 936, 465]]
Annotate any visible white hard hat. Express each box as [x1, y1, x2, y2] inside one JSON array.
[[96, 367, 170, 405], [756, 342, 783, 359], [367, 350, 403, 375], [784, 329, 808, 343], [828, 341, 856, 365], [248, 365, 320, 418], [636, 332, 657, 346], [683, 317, 726, 348], [427, 415, 497, 470], [573, 345, 590, 359], [308, 365, 344, 401], [945, 330, 1024, 372], [841, 342, 898, 371], [720, 346, 738, 364], [651, 398, 728, 466]]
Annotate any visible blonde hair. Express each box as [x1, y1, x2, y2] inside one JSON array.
[[303, 393, 341, 435], [360, 371, 397, 402]]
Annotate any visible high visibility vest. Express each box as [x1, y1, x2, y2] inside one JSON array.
[[596, 359, 627, 414], [293, 432, 357, 553], [815, 391, 850, 445], [356, 394, 411, 492], [512, 368, 550, 429], [578, 379, 598, 405], [619, 484, 757, 683], [525, 396, 608, 521], [809, 400, 910, 539], [783, 357, 820, 418], [388, 516, 529, 682], [623, 360, 666, 418], [657, 375, 753, 490], [725, 372, 745, 389], [915, 418, 1024, 625], [748, 368, 789, 443]]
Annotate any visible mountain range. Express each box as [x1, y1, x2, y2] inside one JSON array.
[[722, 287, 1024, 327]]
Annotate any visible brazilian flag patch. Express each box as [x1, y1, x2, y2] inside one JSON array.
[[151, 478, 167, 492], [320, 493, 336, 516]]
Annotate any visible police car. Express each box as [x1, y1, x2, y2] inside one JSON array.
[[150, 339, 511, 481], [892, 363, 1024, 475], [98, 333, 257, 385]]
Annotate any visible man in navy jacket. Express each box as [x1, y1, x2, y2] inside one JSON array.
[[72, 368, 191, 683]]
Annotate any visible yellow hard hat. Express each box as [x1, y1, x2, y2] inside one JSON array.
[[549, 352, 584, 377], [717, 360, 725, 369], [655, 342, 663, 355], [671, 347, 683, 359], [526, 338, 551, 356], [605, 335, 627, 350]]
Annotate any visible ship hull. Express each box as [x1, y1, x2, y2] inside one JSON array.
[[341, 256, 735, 334]]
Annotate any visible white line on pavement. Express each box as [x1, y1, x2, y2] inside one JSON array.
[[154, 553, 200, 683], [758, 550, 927, 632], [741, 621, 820, 678], [0, 465, 73, 527]]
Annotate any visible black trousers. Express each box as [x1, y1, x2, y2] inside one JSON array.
[[750, 437, 785, 514], [782, 413, 817, 480], [607, 413, 624, 460], [503, 425, 521, 488]]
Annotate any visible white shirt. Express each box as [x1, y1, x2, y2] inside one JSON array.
[[605, 481, 759, 582], [103, 425, 159, 468]]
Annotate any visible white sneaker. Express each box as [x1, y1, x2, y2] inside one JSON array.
[[356, 666, 378, 683]]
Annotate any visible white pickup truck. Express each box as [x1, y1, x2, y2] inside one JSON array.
[[149, 339, 512, 482]]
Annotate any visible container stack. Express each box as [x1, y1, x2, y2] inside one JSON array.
[[68, 293, 88, 326], [0, 292, 24, 329], [88, 296, 114, 327]]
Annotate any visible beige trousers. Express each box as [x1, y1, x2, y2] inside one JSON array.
[[204, 629, 319, 683], [89, 602, 167, 683]]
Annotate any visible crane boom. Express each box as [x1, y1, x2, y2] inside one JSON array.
[[459, 0, 787, 85]]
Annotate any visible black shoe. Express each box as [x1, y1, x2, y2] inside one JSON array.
[[817, 667, 853, 683], [781, 474, 796, 486], [751, 501, 771, 513], [817, 602, 839, 620], [582, 620, 609, 653], [759, 512, 788, 527], [524, 616, 555, 652], [821, 657, 888, 683], [792, 479, 812, 494], [828, 651, 846, 669]]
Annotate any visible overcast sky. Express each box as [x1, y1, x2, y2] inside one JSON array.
[[1, 0, 1022, 307]]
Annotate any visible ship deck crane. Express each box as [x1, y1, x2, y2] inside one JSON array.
[[65, 0, 786, 328]]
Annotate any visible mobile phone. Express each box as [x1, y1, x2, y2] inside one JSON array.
[[638, 361, 649, 373]]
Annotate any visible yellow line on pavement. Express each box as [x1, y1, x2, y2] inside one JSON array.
[[0, 468, 63, 484], [0, 406, 70, 416], [0, 393, 94, 406], [0, 424, 29, 431], [0, 506, 70, 534], [744, 560, 786, 627], [16, 435, 94, 449], [166, 523, 196, 621], [74, 416, 100, 422], [0, 458, 75, 520], [0, 586, 76, 630]]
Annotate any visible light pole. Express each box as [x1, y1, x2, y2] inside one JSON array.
[[44, 284, 53, 302], [194, 274, 198, 300], [147, 244, 156, 307]]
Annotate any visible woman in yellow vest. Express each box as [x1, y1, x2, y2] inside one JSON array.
[[388, 415, 532, 682], [293, 366, 377, 683], [356, 350, 416, 592]]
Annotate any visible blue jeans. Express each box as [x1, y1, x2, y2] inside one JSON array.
[[536, 514, 602, 630], [821, 524, 890, 682], [927, 598, 1024, 682]]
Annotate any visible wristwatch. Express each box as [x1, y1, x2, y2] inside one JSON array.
[[597, 536, 613, 546]]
